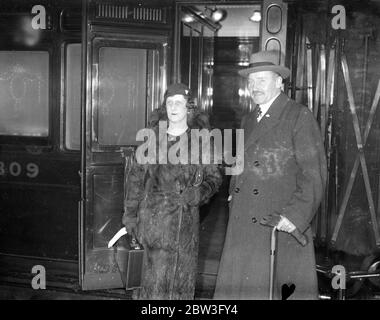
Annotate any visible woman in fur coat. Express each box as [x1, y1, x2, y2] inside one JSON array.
[[122, 83, 222, 300]]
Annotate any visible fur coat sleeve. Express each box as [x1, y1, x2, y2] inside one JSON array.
[[122, 160, 146, 230]]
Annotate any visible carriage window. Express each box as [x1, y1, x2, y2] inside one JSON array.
[[97, 47, 147, 145], [0, 51, 49, 137], [181, 22, 202, 105], [65, 43, 81, 150]]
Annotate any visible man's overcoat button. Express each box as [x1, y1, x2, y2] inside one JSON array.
[[235, 187, 240, 193], [253, 189, 259, 195]]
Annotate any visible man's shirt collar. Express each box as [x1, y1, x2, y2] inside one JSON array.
[[257, 92, 281, 122]]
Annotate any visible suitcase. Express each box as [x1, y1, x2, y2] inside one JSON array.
[[109, 228, 144, 290], [116, 148, 144, 290], [123, 236, 144, 290]]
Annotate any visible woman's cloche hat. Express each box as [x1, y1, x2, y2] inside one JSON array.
[[164, 83, 191, 99]]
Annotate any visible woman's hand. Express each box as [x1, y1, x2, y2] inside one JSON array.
[[122, 214, 137, 236], [125, 223, 137, 236], [181, 186, 201, 206]]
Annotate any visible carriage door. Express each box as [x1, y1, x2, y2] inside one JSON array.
[[80, 0, 170, 290]]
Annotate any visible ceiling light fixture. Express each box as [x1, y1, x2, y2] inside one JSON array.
[[182, 13, 195, 23], [211, 8, 226, 22], [249, 10, 261, 22], [205, 6, 227, 23]]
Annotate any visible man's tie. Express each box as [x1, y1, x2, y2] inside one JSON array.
[[255, 105, 262, 122]]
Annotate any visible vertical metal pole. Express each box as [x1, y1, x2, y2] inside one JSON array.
[[360, 35, 369, 132], [313, 43, 321, 119], [323, 44, 336, 248], [306, 37, 313, 112], [188, 28, 192, 88], [338, 288, 346, 300], [198, 26, 204, 109], [173, 3, 181, 83], [332, 34, 341, 247], [378, 168, 380, 229]]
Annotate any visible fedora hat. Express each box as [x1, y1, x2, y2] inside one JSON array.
[[238, 50, 290, 79]]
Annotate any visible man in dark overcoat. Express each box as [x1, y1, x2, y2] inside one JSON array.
[[214, 50, 327, 300]]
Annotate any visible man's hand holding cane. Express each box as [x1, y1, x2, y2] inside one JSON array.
[[260, 213, 308, 246]]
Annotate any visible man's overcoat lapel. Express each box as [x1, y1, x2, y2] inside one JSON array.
[[244, 93, 290, 151]]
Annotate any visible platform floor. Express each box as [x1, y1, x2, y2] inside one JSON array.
[[195, 177, 230, 299]]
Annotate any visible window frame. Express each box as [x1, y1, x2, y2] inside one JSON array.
[[0, 47, 53, 147], [60, 41, 82, 153], [90, 37, 162, 152]]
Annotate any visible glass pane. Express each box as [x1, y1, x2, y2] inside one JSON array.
[[65, 43, 81, 150], [93, 174, 123, 249], [97, 47, 147, 145], [181, 24, 191, 86], [190, 29, 201, 104], [0, 51, 49, 137], [202, 28, 214, 112]]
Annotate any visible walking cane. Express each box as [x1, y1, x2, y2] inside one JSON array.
[[260, 214, 309, 299], [269, 226, 277, 300]]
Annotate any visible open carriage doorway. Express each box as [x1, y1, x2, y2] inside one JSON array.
[[175, 0, 289, 298], [176, 1, 264, 128]]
